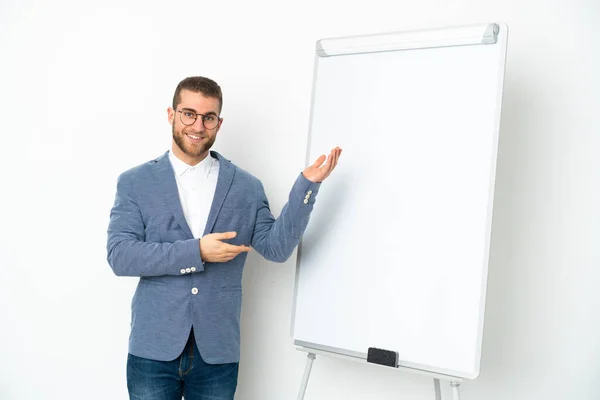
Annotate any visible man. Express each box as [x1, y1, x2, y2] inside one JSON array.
[[106, 76, 341, 400]]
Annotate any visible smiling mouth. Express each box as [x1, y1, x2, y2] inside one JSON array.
[[185, 133, 204, 142]]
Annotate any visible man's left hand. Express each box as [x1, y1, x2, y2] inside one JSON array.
[[302, 147, 342, 183]]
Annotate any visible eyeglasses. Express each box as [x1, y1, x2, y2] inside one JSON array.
[[175, 109, 221, 130]]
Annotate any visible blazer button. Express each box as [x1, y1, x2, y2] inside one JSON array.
[[180, 269, 186, 274], [191, 287, 199, 295], [303, 199, 309, 204], [185, 268, 192, 273], [191, 267, 197, 272]]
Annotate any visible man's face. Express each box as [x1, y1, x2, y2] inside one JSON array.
[[168, 89, 222, 164]]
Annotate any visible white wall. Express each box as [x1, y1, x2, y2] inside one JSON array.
[[0, 0, 598, 399]]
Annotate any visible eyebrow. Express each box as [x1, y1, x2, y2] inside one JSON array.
[[181, 107, 218, 116]]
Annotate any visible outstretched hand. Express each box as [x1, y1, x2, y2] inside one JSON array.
[[199, 232, 251, 263], [302, 147, 342, 183]]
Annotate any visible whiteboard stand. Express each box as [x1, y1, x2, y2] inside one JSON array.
[[297, 352, 316, 400], [451, 381, 461, 400], [296, 346, 464, 400], [434, 378, 442, 400]]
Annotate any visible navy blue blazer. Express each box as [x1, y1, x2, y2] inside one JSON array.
[[107, 150, 320, 363]]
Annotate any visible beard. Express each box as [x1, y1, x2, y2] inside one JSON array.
[[172, 124, 216, 159]]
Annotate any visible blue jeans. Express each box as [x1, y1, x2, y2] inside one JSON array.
[[127, 329, 239, 400]]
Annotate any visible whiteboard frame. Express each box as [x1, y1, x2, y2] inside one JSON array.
[[295, 343, 464, 384], [291, 22, 509, 381]]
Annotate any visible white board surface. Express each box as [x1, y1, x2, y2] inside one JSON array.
[[292, 23, 508, 380]]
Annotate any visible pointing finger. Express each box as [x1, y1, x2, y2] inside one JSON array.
[[223, 244, 251, 253], [213, 231, 237, 240]]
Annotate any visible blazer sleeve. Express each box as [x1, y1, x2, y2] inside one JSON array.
[[251, 173, 321, 263], [106, 172, 204, 277]]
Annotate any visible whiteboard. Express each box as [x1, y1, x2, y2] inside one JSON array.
[[292, 23, 508, 380]]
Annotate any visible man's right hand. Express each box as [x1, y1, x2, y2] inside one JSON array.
[[199, 232, 251, 263]]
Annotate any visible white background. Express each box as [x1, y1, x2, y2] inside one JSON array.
[[0, 0, 598, 399]]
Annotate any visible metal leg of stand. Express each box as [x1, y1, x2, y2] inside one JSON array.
[[433, 379, 442, 400], [297, 353, 316, 400], [451, 381, 460, 400]]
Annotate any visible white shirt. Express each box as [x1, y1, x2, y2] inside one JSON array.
[[169, 151, 219, 239]]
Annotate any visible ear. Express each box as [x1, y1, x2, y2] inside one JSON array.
[[167, 107, 175, 125], [216, 118, 224, 132]]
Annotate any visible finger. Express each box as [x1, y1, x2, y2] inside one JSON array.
[[223, 248, 249, 261], [227, 252, 244, 262], [332, 147, 341, 170], [334, 147, 341, 163], [212, 231, 237, 241], [318, 151, 333, 172], [222, 249, 244, 259], [226, 246, 250, 255], [320, 149, 340, 181], [229, 247, 250, 258], [311, 154, 326, 169], [216, 246, 251, 262], [222, 243, 251, 254], [328, 148, 338, 171], [320, 150, 335, 175]]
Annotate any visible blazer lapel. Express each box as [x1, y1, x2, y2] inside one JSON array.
[[203, 151, 235, 236], [152, 151, 194, 239]]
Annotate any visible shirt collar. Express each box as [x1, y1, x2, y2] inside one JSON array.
[[169, 150, 215, 178]]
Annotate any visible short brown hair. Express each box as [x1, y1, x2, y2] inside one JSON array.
[[172, 76, 223, 113]]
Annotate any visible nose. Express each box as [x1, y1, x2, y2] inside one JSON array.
[[190, 116, 205, 132]]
